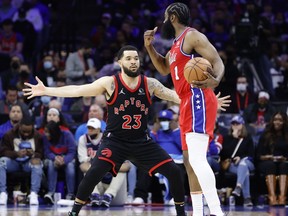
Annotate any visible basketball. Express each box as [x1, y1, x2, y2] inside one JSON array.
[[183, 57, 213, 83]]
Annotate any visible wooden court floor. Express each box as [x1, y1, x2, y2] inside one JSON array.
[[0, 205, 286, 216]]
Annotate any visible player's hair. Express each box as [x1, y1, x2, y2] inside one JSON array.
[[117, 45, 139, 60], [166, 2, 190, 26]]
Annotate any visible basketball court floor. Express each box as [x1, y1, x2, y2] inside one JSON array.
[[0, 205, 286, 216]]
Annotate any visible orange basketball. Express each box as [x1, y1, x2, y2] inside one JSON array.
[[184, 57, 213, 83]]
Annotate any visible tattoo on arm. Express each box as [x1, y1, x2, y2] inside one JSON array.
[[149, 79, 180, 104]]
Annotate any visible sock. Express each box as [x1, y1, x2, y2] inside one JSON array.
[[191, 192, 203, 215], [71, 201, 84, 215], [175, 202, 186, 216]]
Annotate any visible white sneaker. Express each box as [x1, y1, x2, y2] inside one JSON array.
[[164, 198, 174, 205], [132, 197, 144, 205], [29, 192, 39, 205], [0, 192, 7, 205]]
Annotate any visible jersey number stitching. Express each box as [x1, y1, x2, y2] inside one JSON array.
[[122, 114, 142, 129]]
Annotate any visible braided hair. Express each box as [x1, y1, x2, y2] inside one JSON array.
[[166, 2, 190, 26]]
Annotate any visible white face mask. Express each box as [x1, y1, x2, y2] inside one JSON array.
[[160, 121, 170, 131], [236, 83, 247, 92]]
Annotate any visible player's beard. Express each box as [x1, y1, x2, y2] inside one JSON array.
[[123, 65, 140, 78], [161, 19, 175, 39]]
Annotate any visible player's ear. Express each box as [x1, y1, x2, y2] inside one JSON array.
[[170, 14, 176, 22]]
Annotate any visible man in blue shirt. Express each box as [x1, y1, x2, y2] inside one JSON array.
[[0, 104, 23, 140]]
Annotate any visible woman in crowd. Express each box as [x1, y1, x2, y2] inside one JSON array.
[[43, 121, 76, 203], [220, 115, 255, 206], [256, 111, 288, 206]]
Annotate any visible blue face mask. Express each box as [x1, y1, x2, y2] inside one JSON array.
[[43, 61, 53, 70]]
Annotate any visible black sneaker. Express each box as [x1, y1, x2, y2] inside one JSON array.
[[90, 193, 101, 207], [232, 186, 242, 197], [68, 211, 78, 216], [243, 197, 253, 207], [44, 193, 54, 204], [101, 194, 112, 208]]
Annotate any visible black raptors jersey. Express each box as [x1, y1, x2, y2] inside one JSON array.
[[106, 73, 152, 140]]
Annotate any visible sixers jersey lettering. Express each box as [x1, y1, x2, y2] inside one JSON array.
[[106, 73, 152, 139], [168, 27, 218, 149], [169, 27, 199, 98]]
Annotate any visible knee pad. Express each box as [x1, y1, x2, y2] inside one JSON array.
[[186, 132, 209, 162]]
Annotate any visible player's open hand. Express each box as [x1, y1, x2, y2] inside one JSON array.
[[216, 92, 231, 111], [192, 71, 219, 89], [144, 27, 158, 47], [23, 76, 46, 99]]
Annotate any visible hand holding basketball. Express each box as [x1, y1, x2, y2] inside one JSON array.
[[184, 57, 213, 84]]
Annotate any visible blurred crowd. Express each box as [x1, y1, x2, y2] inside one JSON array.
[[0, 0, 288, 208]]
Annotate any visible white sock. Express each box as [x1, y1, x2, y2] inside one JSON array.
[[186, 133, 224, 216], [191, 192, 203, 216]]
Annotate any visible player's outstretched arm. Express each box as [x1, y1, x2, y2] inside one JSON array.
[[144, 27, 171, 75], [216, 92, 231, 111], [147, 77, 180, 104], [23, 76, 111, 99]]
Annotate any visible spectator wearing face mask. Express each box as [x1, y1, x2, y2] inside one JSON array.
[[9, 63, 36, 104], [36, 54, 59, 87], [0, 55, 22, 92], [226, 75, 256, 115]]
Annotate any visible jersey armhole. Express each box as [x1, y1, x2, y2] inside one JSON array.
[[106, 75, 118, 105], [143, 76, 152, 105]]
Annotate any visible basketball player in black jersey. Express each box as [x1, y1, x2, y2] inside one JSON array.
[[24, 45, 187, 216], [24, 45, 230, 216]]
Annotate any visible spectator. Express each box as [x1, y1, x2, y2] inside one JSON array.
[[150, 109, 187, 205], [48, 99, 75, 125], [0, 55, 22, 92], [70, 96, 95, 123], [10, 63, 35, 95], [0, 104, 23, 140], [36, 54, 59, 87], [243, 91, 276, 143], [0, 117, 43, 205], [133, 110, 187, 205], [43, 121, 76, 203], [30, 95, 51, 119], [37, 107, 70, 134], [0, 19, 23, 71], [95, 57, 120, 79], [65, 39, 96, 85], [74, 104, 106, 143], [0, 85, 29, 117], [78, 118, 130, 207], [226, 75, 256, 115], [90, 12, 116, 48], [94, 94, 107, 121], [207, 122, 223, 173], [13, 6, 36, 62], [256, 111, 288, 206], [220, 115, 255, 207]]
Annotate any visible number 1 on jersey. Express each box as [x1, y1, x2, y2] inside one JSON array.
[[174, 66, 179, 80]]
